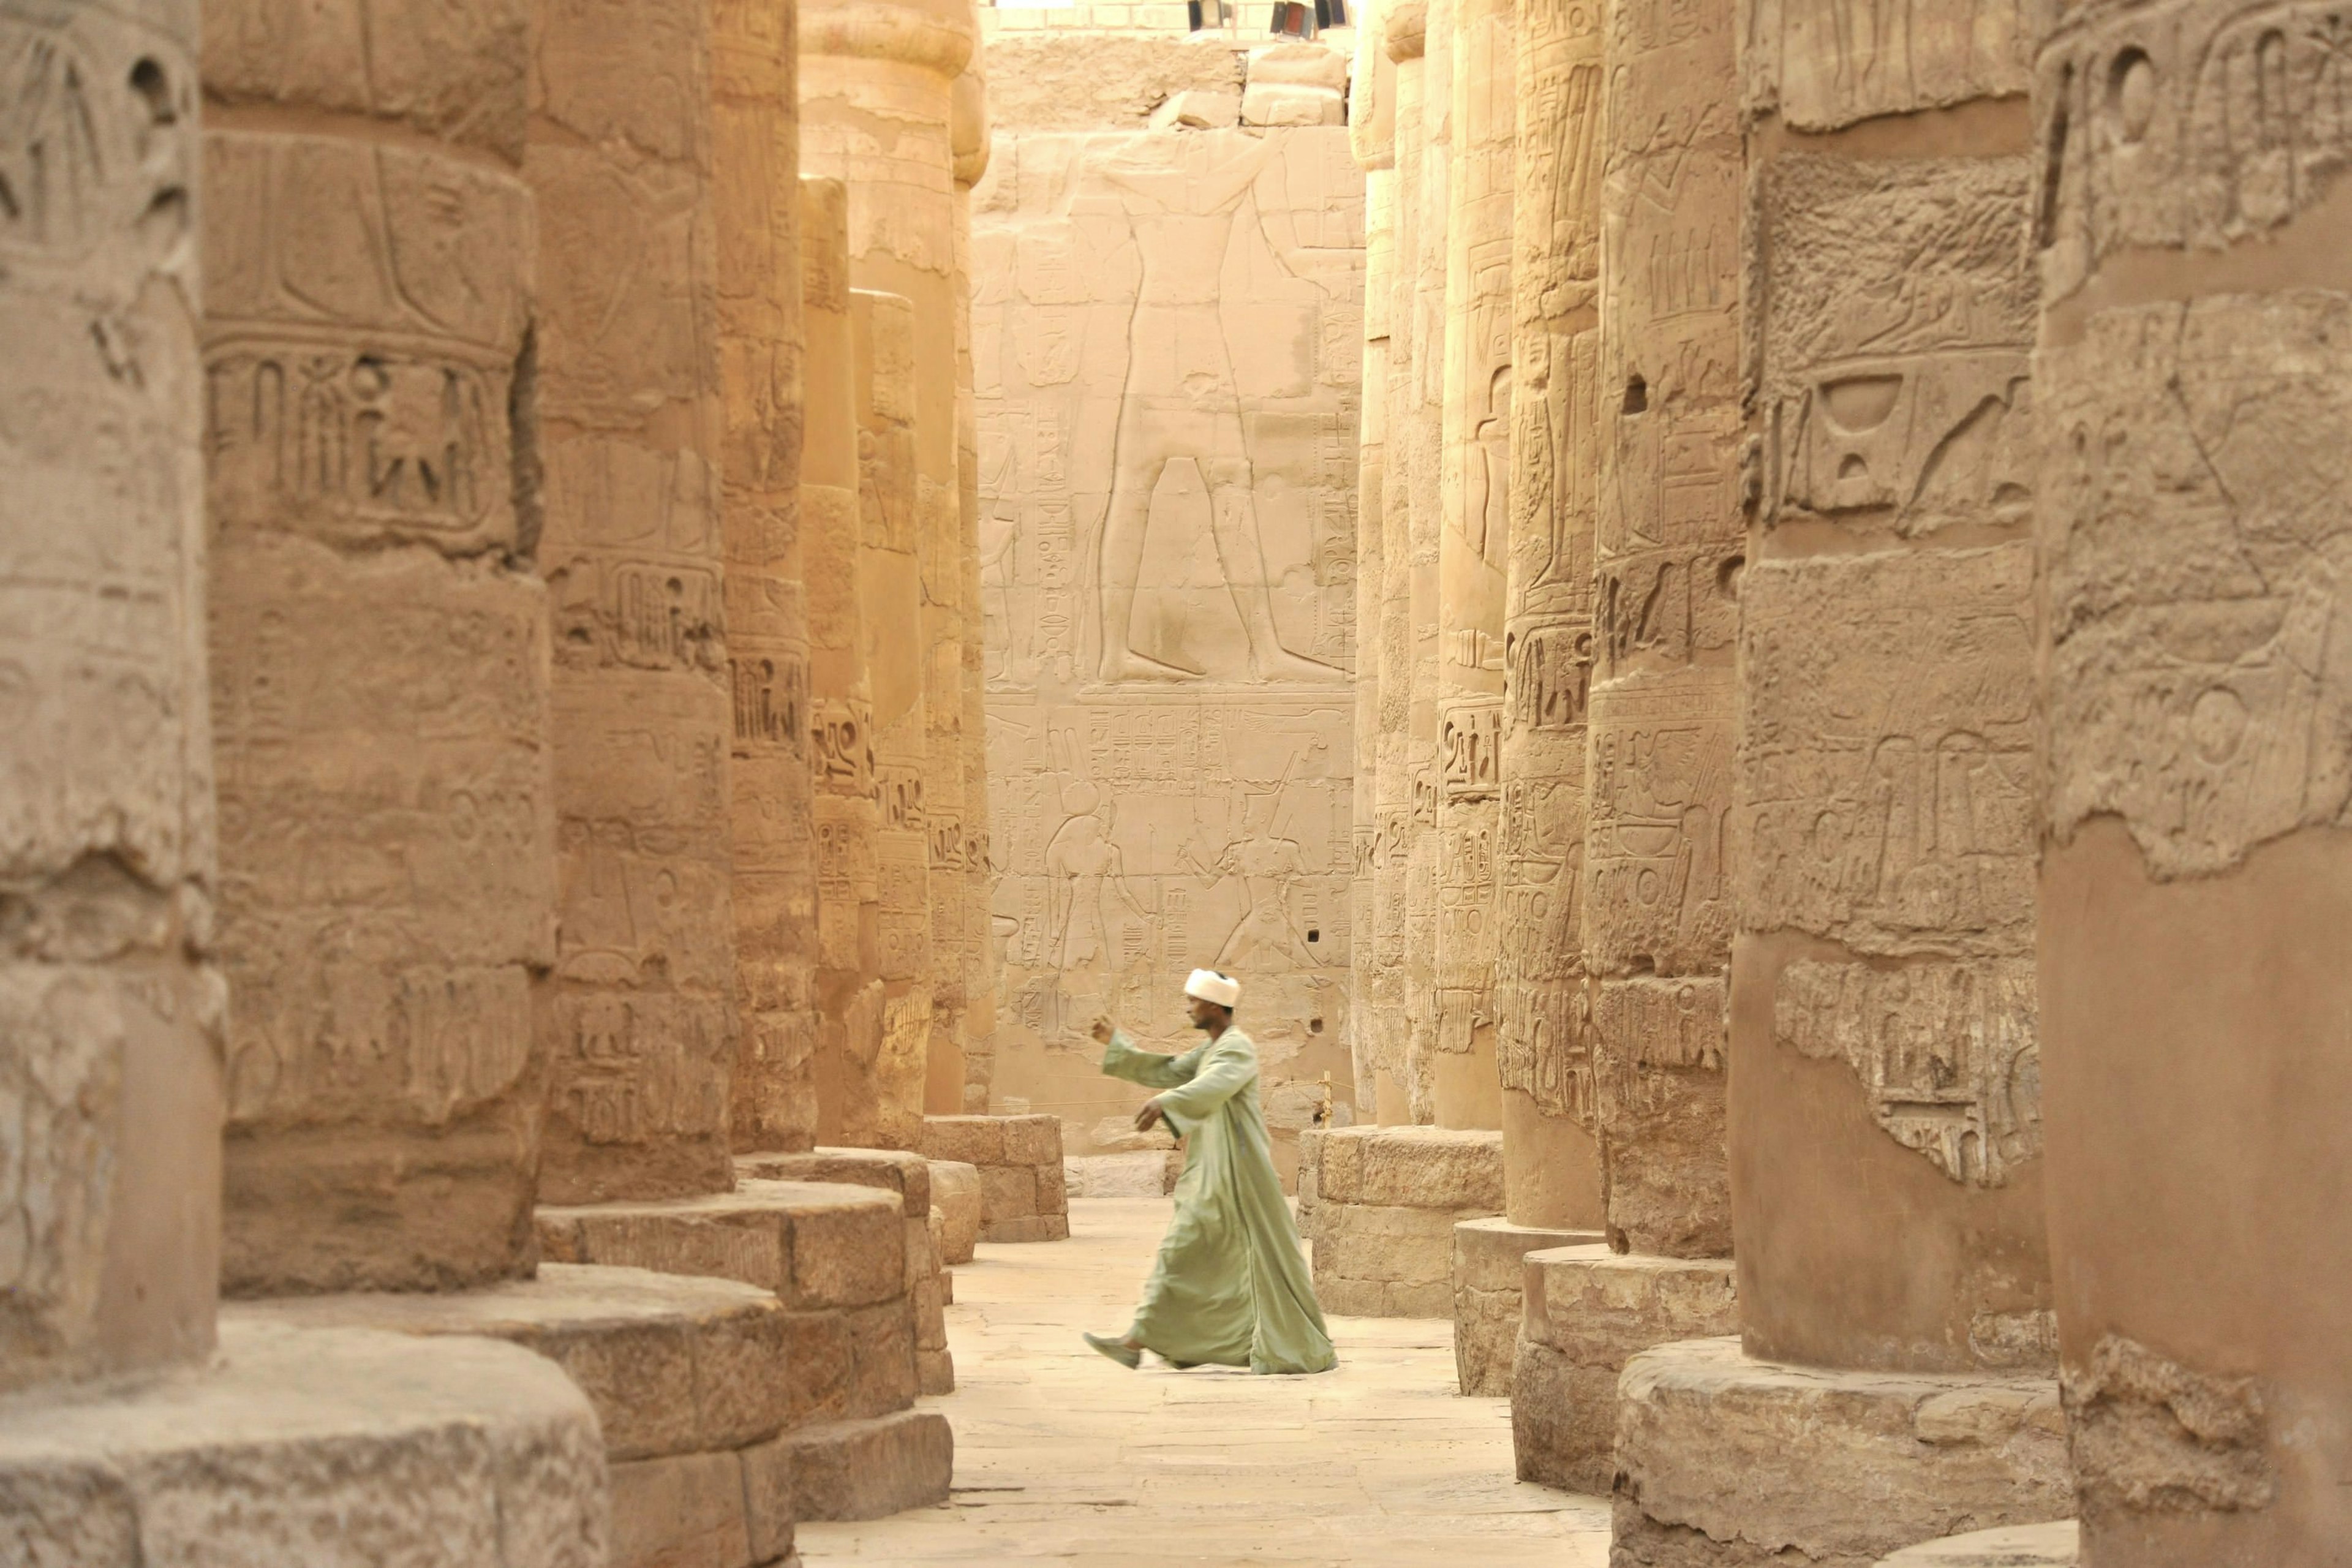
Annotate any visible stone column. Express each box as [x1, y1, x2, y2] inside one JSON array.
[[1610, 0, 2070, 1553], [1349, 7, 1396, 1119], [854, 287, 933, 1153], [2035, 0, 2352, 1556], [1403, 0, 1453, 1123], [800, 0, 974, 1150], [1372, 0, 1427, 1125], [1494, 0, 1605, 1227], [1509, 0, 1742, 1482], [717, 0, 817, 1157], [1585, 0, 1739, 1256], [802, 177, 886, 1151], [527, 0, 739, 1205], [206, 0, 549, 1286], [1431, 0, 1512, 1132], [952, 37, 1000, 1116]]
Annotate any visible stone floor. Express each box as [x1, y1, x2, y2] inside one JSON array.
[[799, 1197, 1611, 1567]]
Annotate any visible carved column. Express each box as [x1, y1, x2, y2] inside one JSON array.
[[1349, 7, 1396, 1118], [801, 0, 973, 1152], [853, 287, 933, 1152], [2, 0, 217, 1378], [952, 38, 998, 1115], [1368, 1, 1428, 1125], [1609, 0, 2069, 1551], [1431, 0, 1512, 1131], [206, 0, 553, 1280], [717, 0, 816, 1156], [1585, 0, 1740, 1254], [2035, 0, 2352, 1555], [1403, 0, 1453, 1123], [1495, 0, 1605, 1225]]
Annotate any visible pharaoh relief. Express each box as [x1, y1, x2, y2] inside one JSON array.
[[974, 111, 1366, 1171]]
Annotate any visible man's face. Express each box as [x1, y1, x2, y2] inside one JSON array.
[[1188, 995, 1223, 1031]]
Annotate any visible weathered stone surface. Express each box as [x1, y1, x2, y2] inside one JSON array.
[[227, 1265, 791, 1463], [1741, 0, 2028, 129], [929, 1160, 983, 1262], [972, 119, 1362, 1161], [1312, 1125, 1506, 1207], [1064, 1152, 1177, 1197], [1611, 1338, 2070, 1567], [1313, 1204, 1487, 1319], [538, 1180, 905, 1312], [1, 0, 219, 1391], [609, 1450, 753, 1568], [1150, 85, 1242, 130], [922, 1115, 1069, 1239], [0, 1320, 606, 1567], [986, 31, 1245, 130], [780, 1409, 955, 1521], [1450, 1218, 1600, 1395], [1512, 1245, 1736, 1491], [1875, 1521, 2078, 1566]]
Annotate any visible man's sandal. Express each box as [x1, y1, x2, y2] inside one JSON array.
[[1082, 1332, 1141, 1369]]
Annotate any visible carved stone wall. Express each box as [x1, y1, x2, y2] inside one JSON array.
[[801, 0, 979, 1136], [206, 0, 556, 1284], [1587, 0, 1740, 1257], [1732, 0, 2049, 1371], [973, 99, 1364, 1170], [1496, 0, 1604, 1222], [1433, 0, 1512, 1131], [801, 178, 887, 1153], [2034, 0, 2352, 1553], [853, 286, 935, 1153], [3, 0, 219, 1383], [954, 34, 1000, 1115], [527, 0, 739, 1206], [717, 0, 815, 1156]]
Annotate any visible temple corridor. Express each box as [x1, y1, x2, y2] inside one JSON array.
[[799, 1200, 1610, 1567]]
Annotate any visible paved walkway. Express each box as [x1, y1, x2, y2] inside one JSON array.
[[799, 1197, 1610, 1567]]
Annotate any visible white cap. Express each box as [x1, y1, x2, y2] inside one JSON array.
[[1184, 968, 1240, 1009]]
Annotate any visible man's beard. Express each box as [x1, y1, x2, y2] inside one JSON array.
[[1193, 1013, 1215, 1031]]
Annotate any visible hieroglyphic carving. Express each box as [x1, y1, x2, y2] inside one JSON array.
[[2, 0, 219, 1381], [1743, 0, 2030, 129], [1585, 676, 1733, 971], [974, 123, 1363, 1156], [1774, 959, 2041, 1185]]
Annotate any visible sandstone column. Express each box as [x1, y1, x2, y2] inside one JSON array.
[[1371, 0, 1428, 1125], [854, 285, 934, 1152], [1431, 0, 1512, 1132], [1494, 0, 1605, 1226], [1349, 8, 1397, 1118], [206, 0, 549, 1285], [528, 0, 739, 1204], [2035, 2, 2352, 1556], [1508, 0, 1742, 1484], [718, 0, 818, 1157], [0, 3, 603, 1549], [1610, 0, 2070, 1553], [800, 0, 975, 1150], [802, 177, 886, 1151]]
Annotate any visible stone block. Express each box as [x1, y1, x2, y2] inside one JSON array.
[[1876, 1523, 2078, 1566], [984, 32, 1245, 130], [1242, 80, 1346, 126], [608, 1451, 749, 1568], [1611, 1338, 2071, 1567], [1246, 40, 1351, 89], [537, 1180, 905, 1312], [739, 1147, 932, 1219], [921, 1115, 1006, 1167], [1148, 88, 1240, 129], [738, 1434, 796, 1565], [1450, 1219, 1602, 1397], [1035, 1160, 1069, 1216], [929, 1161, 981, 1262], [1510, 1248, 1738, 1491], [1000, 1114, 1065, 1167], [1064, 1152, 1175, 1196], [981, 1164, 1039, 1219], [227, 1264, 791, 1463], [985, 1214, 1072, 1243], [1311, 1126, 1506, 1208], [0, 1320, 605, 1567], [781, 1410, 954, 1521]]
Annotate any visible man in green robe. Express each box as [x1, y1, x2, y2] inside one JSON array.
[[1082, 968, 1337, 1375]]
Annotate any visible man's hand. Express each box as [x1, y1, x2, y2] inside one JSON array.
[[1134, 1098, 1167, 1134], [1090, 1017, 1116, 1045]]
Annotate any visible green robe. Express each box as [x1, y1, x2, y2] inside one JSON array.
[[1100, 1027, 1337, 1374]]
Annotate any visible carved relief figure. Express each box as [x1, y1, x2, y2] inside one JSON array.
[[1185, 786, 1320, 971]]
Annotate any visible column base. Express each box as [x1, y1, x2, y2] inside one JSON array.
[[927, 1160, 982, 1263], [1298, 1126, 1504, 1317], [1451, 1218, 1602, 1396], [232, 1263, 801, 1568], [920, 1115, 1069, 1242], [737, 1150, 955, 1394], [1877, 1522, 2078, 1566], [777, 1408, 956, 1521], [1513, 1247, 1738, 1493], [0, 1319, 604, 1566], [1612, 1338, 2070, 1567], [537, 1181, 921, 1434]]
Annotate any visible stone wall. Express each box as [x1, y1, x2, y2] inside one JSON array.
[[974, 37, 1366, 1169]]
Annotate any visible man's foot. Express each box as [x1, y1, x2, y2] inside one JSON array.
[[1098, 646, 1202, 682], [1082, 1332, 1141, 1369], [1250, 645, 1346, 683]]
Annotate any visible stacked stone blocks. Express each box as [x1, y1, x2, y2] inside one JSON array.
[[1301, 1127, 1504, 1317], [923, 1116, 1071, 1242]]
